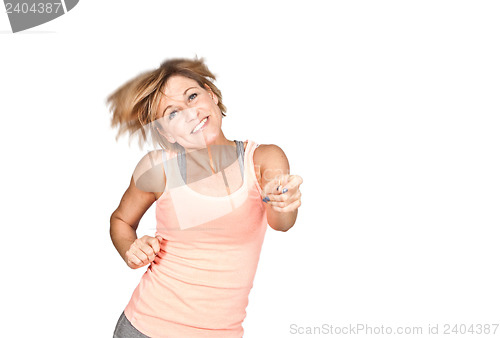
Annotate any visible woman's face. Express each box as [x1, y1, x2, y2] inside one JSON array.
[[156, 75, 222, 150]]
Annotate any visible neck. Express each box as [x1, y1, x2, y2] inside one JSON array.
[[207, 130, 235, 147], [183, 130, 235, 153], [183, 137, 239, 178]]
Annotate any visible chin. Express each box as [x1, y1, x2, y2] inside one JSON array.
[[182, 131, 219, 150], [201, 130, 221, 144]]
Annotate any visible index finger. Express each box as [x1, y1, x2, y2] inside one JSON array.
[[281, 175, 303, 192], [147, 236, 161, 254]]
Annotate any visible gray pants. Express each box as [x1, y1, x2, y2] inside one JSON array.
[[113, 311, 150, 338]]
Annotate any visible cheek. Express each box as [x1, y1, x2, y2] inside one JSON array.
[[176, 120, 194, 137], [159, 121, 178, 136], [172, 123, 185, 134], [200, 96, 216, 108]]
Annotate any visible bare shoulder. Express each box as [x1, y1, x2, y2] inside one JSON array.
[[138, 149, 163, 165], [133, 149, 164, 178], [133, 149, 166, 198], [253, 144, 289, 171]]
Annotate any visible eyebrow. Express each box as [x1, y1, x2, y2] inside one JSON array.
[[162, 86, 197, 116]]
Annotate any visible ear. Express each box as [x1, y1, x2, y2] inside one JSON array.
[[204, 84, 218, 105]]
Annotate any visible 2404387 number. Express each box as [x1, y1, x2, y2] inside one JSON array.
[[5, 2, 63, 14], [443, 324, 499, 335]]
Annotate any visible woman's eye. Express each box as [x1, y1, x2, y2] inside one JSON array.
[[188, 93, 197, 101], [168, 110, 178, 120]]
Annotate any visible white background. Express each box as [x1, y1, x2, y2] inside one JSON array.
[[1, 1, 499, 337]]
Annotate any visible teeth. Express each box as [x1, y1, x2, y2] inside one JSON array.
[[192, 117, 208, 133]]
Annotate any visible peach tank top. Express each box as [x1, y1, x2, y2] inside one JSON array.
[[124, 140, 268, 338]]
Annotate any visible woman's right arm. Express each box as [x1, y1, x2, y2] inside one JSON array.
[[110, 150, 166, 268], [110, 174, 158, 267]]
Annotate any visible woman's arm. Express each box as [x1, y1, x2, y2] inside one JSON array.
[[110, 150, 165, 268], [110, 176, 157, 263], [254, 144, 303, 232]]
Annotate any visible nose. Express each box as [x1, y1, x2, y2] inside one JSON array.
[[184, 107, 200, 122]]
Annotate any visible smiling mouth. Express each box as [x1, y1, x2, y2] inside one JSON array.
[[191, 117, 209, 134]]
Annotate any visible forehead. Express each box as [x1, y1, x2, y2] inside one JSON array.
[[161, 75, 200, 96]]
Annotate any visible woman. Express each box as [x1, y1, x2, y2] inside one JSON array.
[[108, 58, 303, 337]]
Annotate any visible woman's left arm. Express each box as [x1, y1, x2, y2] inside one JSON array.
[[254, 144, 303, 232]]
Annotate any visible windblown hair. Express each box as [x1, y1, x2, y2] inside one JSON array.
[[106, 57, 226, 150]]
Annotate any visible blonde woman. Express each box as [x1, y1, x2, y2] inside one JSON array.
[[108, 58, 303, 337]]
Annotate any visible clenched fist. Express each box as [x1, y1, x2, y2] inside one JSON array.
[[262, 174, 303, 213], [125, 235, 163, 269]]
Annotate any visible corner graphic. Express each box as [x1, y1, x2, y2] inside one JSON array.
[[4, 0, 79, 33]]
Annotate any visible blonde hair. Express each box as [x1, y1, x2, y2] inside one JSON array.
[[106, 57, 226, 150]]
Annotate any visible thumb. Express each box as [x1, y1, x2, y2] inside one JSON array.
[[155, 235, 164, 242]]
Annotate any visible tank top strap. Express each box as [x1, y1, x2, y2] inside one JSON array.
[[161, 148, 168, 177], [235, 140, 245, 178], [161, 148, 184, 189], [176, 147, 187, 183]]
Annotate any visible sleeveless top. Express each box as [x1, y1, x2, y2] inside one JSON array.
[[124, 140, 268, 338]]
